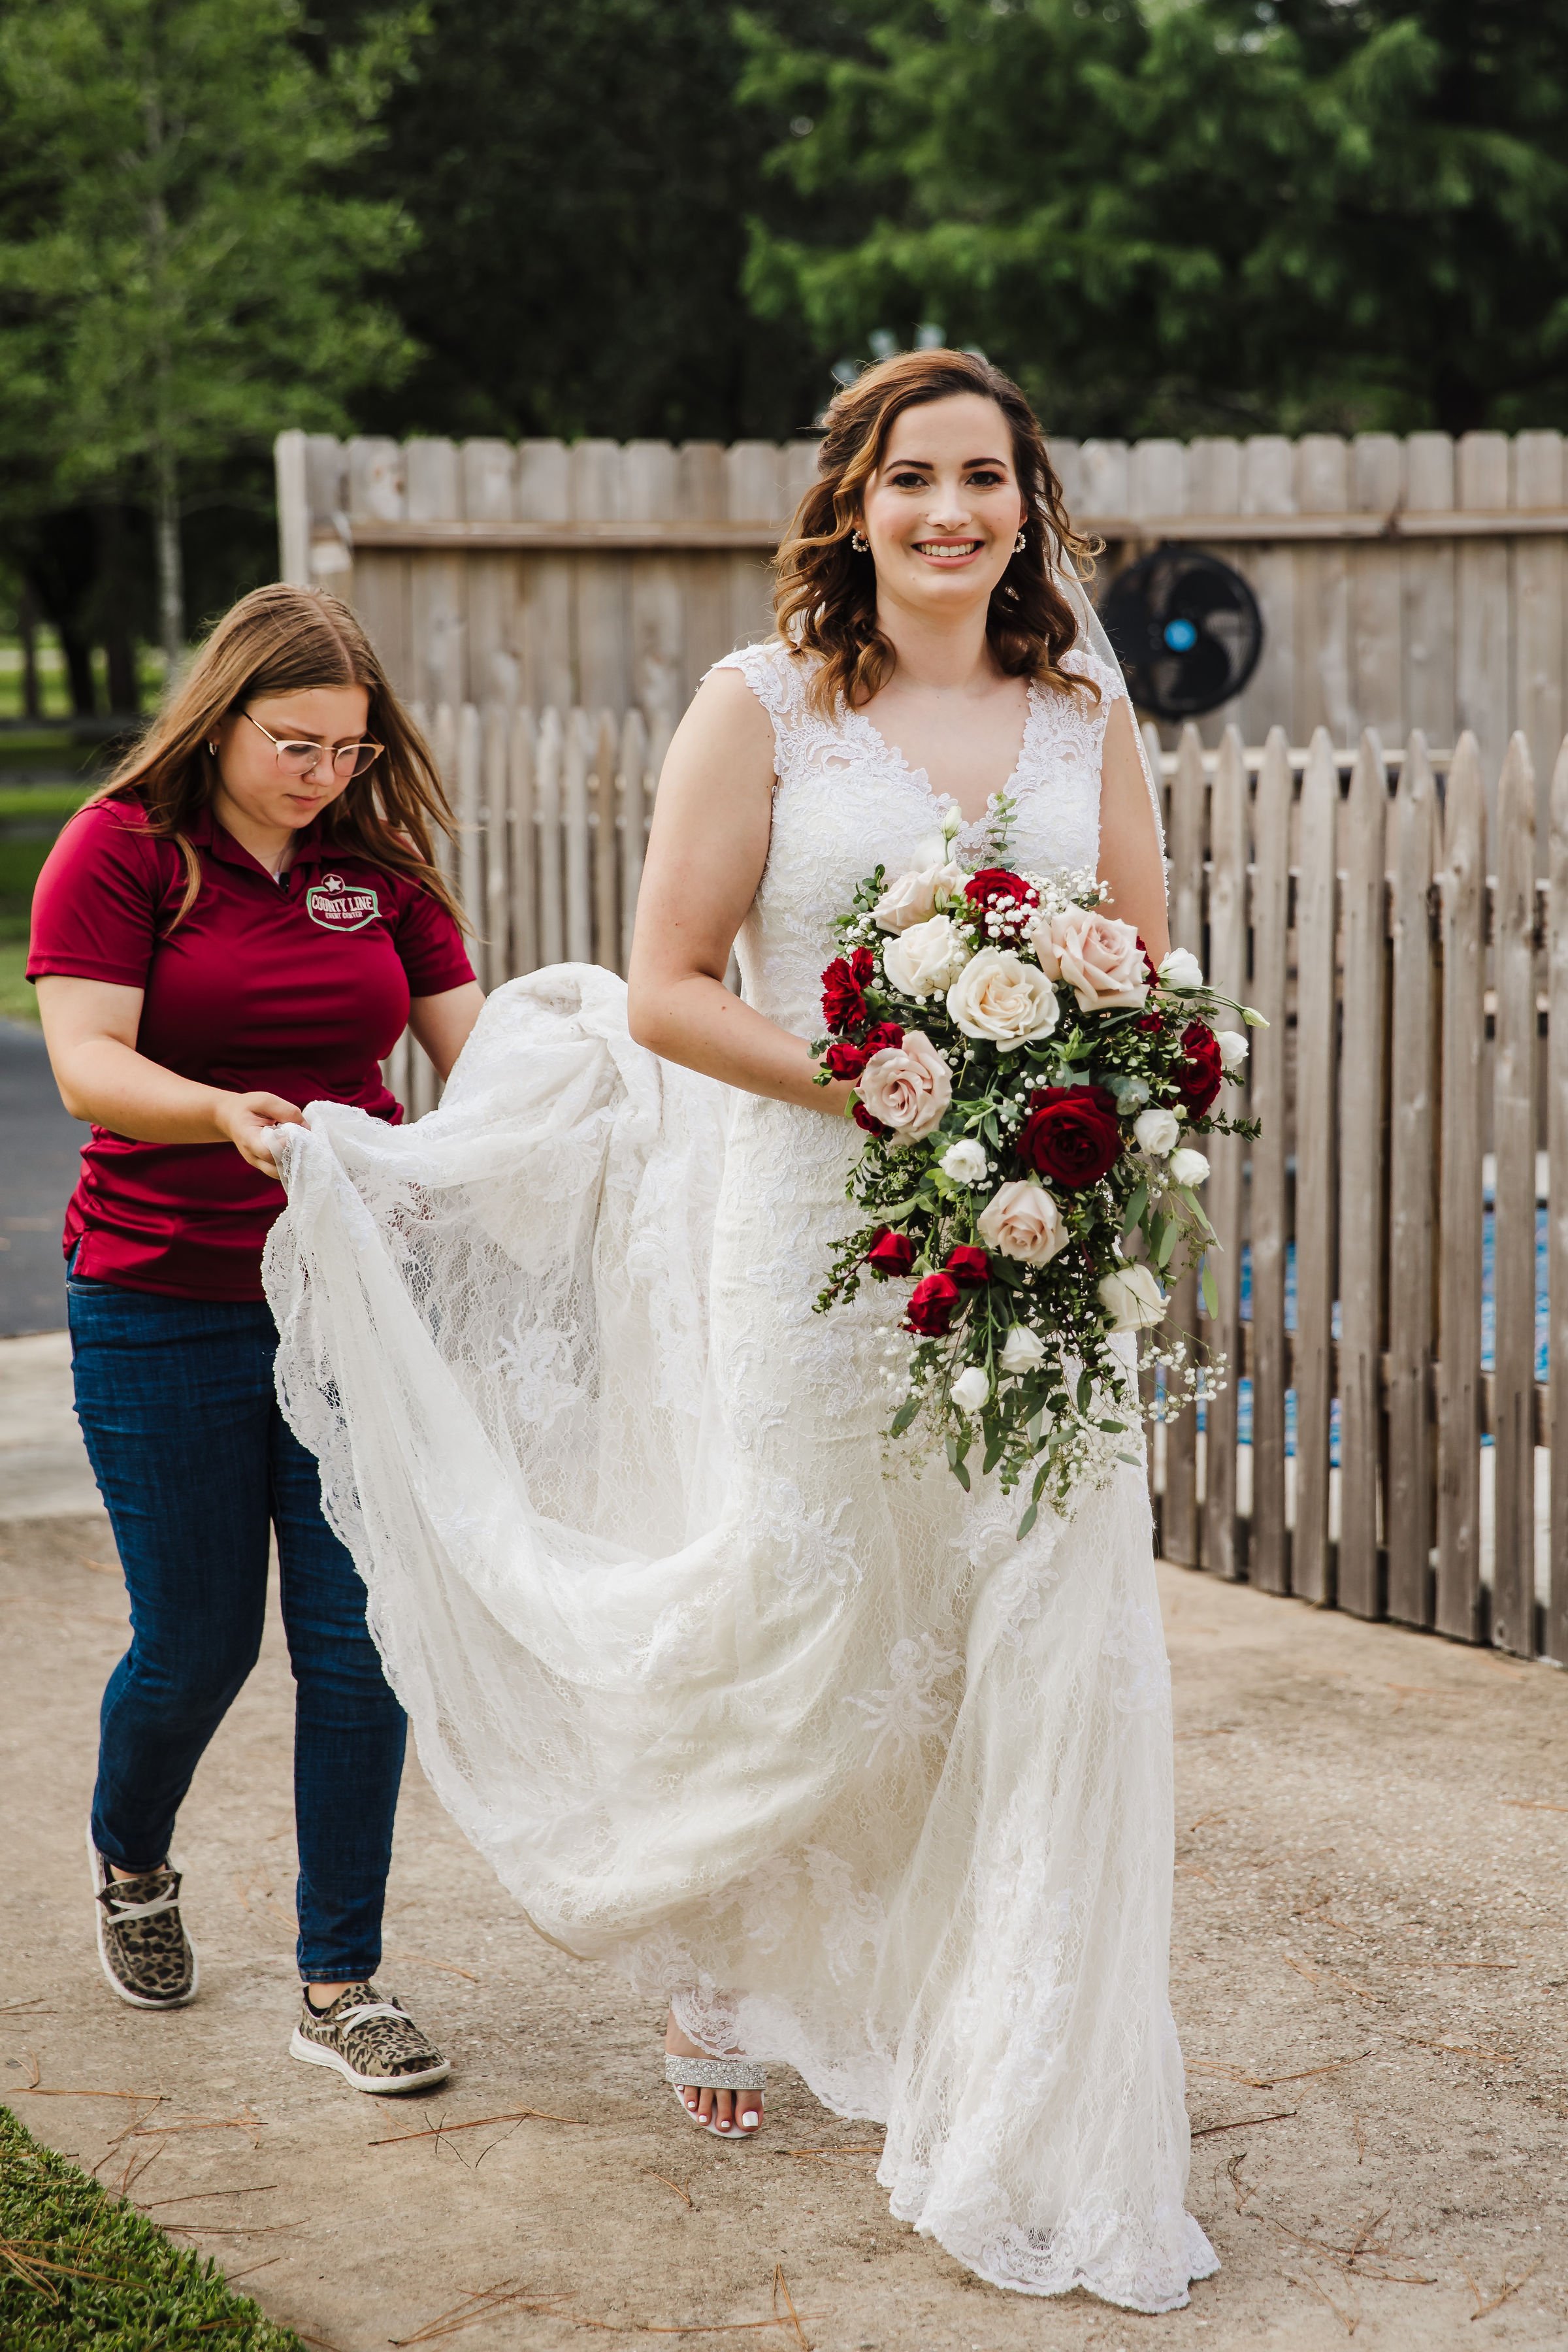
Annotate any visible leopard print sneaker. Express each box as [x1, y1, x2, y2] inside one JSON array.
[[289, 1982, 450, 2095], [88, 1826, 198, 2008]]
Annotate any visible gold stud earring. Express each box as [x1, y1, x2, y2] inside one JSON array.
[[1013, 527, 1027, 554], [851, 528, 869, 553]]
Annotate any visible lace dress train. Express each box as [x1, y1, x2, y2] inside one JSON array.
[[265, 640, 1218, 2311]]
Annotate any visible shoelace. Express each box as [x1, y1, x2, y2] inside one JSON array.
[[101, 1880, 179, 1923], [329, 2001, 412, 2033]]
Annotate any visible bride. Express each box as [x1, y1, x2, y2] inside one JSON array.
[[265, 348, 1218, 2313]]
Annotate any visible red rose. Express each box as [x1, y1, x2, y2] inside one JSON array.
[[905, 1271, 962, 1336], [821, 954, 869, 1035], [1136, 1013, 1164, 1034], [853, 1100, 889, 1137], [965, 868, 1039, 933], [865, 1227, 917, 1277], [1139, 938, 1160, 987], [944, 1245, 990, 1286], [824, 1039, 869, 1081], [860, 1020, 904, 1054], [1172, 1021, 1223, 1118], [1019, 1085, 1122, 1190]]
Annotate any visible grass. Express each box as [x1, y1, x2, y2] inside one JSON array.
[[0, 750, 101, 1017], [0, 2107, 304, 2350], [1, 918, 36, 1022]]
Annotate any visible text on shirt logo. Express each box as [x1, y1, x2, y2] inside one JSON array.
[[305, 872, 380, 933]]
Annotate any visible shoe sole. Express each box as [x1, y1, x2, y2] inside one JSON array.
[[87, 1821, 199, 2010], [289, 2027, 450, 2096]]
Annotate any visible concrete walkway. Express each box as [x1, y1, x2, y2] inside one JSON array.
[[3, 1331, 1567, 2350]]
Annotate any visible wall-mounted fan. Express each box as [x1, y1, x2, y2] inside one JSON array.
[[1098, 546, 1264, 720]]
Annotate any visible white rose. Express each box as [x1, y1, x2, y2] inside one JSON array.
[[977, 1179, 1070, 1267], [1000, 1324, 1047, 1376], [857, 1030, 953, 1143], [873, 861, 970, 932], [939, 1138, 989, 1186], [1168, 1147, 1210, 1188], [1133, 1105, 1181, 1158], [1098, 1263, 1168, 1330], [1158, 947, 1205, 990], [1030, 906, 1149, 1012], [951, 1365, 991, 1415], [883, 914, 970, 998], [1216, 1029, 1249, 1072], [945, 947, 1059, 1049]]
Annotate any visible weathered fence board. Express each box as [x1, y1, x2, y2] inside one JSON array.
[[1292, 729, 1339, 1603], [1160, 728, 1205, 1564], [1436, 736, 1487, 1642], [1385, 736, 1439, 1628], [280, 428, 1568, 797], [1551, 739, 1568, 1666], [1492, 732, 1538, 1656], [1248, 729, 1294, 1595], [1337, 731, 1388, 1618], [1201, 727, 1248, 1578]]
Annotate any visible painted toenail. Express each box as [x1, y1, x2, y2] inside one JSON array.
[[741, 2110, 759, 2127]]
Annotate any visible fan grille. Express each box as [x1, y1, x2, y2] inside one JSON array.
[[1098, 546, 1264, 721]]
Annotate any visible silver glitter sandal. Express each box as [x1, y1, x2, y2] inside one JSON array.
[[664, 2051, 766, 2137]]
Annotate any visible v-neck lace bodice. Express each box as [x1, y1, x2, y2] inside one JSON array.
[[712, 636, 1120, 1036]]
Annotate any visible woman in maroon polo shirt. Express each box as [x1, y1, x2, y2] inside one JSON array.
[[29, 583, 483, 2095]]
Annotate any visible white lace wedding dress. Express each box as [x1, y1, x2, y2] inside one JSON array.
[[265, 633, 1218, 2313]]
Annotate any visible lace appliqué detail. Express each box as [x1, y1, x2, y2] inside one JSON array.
[[844, 1631, 961, 1766]]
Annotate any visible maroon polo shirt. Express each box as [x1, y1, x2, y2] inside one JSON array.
[[27, 796, 474, 1301]]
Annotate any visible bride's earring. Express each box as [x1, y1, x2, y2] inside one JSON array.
[[207, 740, 219, 755], [851, 528, 869, 553], [1013, 526, 1027, 554]]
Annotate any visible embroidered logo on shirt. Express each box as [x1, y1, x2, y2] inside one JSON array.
[[305, 872, 380, 932]]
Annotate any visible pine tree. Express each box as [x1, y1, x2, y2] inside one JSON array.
[[0, 0, 415, 667]]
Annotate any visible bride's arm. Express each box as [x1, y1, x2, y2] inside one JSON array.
[[627, 670, 855, 1116], [1097, 695, 1170, 962]]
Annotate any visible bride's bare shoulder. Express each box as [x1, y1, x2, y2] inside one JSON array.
[[662, 640, 812, 793]]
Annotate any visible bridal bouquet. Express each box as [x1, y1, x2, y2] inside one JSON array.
[[812, 804, 1263, 1533]]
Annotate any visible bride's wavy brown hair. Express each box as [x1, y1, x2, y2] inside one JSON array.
[[774, 348, 1099, 714], [83, 583, 462, 932]]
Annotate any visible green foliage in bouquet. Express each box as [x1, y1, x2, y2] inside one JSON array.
[[811, 802, 1262, 1534]]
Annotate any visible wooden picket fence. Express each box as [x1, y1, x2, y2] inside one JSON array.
[[387, 692, 1568, 1661], [278, 425, 1568, 794]]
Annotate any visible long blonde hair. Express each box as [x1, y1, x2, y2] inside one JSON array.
[[774, 348, 1099, 714], [84, 583, 463, 932]]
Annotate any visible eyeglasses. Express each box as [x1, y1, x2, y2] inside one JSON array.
[[242, 711, 384, 779]]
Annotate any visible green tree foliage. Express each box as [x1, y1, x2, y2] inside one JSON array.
[[310, 0, 857, 445], [0, 0, 416, 674], [739, 0, 1568, 438]]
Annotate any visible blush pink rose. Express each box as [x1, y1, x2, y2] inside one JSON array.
[[857, 1029, 953, 1143], [975, 1179, 1070, 1267], [1031, 906, 1149, 1012]]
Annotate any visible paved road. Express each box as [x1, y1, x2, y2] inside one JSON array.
[[0, 1019, 83, 1335]]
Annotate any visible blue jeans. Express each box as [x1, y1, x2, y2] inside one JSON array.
[[67, 1271, 408, 1983]]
